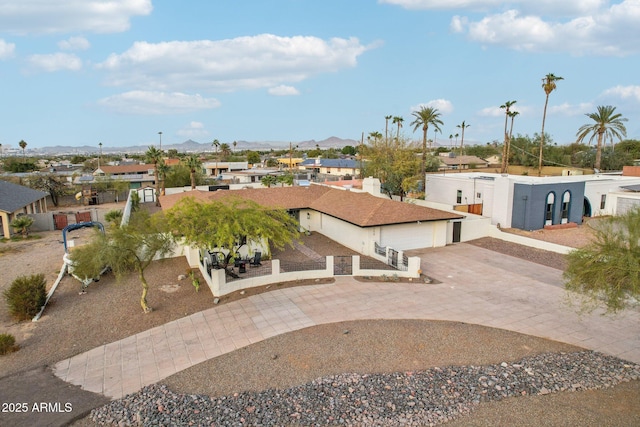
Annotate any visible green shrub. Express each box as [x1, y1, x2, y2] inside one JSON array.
[[0, 333, 18, 355], [3, 274, 47, 321]]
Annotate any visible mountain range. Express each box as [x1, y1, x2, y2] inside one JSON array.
[[24, 136, 360, 156]]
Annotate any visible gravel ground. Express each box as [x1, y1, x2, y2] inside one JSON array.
[[2, 208, 639, 426]]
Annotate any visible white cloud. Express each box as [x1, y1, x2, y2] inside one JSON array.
[[268, 85, 300, 96], [451, 1, 640, 56], [549, 102, 594, 116], [0, 39, 16, 59], [58, 36, 90, 51], [27, 53, 82, 71], [411, 99, 454, 115], [381, 0, 605, 15], [602, 85, 640, 102], [97, 34, 371, 92], [176, 121, 210, 139], [0, 0, 152, 35], [97, 91, 221, 115]]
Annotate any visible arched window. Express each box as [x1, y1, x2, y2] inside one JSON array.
[[561, 191, 571, 224], [545, 192, 555, 226]]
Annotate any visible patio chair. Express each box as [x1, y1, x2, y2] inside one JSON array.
[[250, 252, 262, 267]]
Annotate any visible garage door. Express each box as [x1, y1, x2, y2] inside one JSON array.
[[380, 224, 433, 250]]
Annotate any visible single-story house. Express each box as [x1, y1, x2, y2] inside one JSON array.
[[159, 183, 463, 256], [74, 163, 157, 189], [202, 161, 249, 178], [438, 154, 489, 170], [0, 180, 48, 239], [299, 158, 362, 179]]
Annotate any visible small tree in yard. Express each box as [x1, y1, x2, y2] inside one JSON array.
[[11, 215, 34, 238], [4, 274, 47, 320], [564, 207, 640, 313], [166, 196, 299, 270], [69, 211, 175, 313]]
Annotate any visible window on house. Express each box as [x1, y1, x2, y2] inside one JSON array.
[[561, 191, 570, 223], [476, 192, 481, 199], [456, 190, 462, 204], [545, 192, 555, 225], [600, 194, 606, 209]]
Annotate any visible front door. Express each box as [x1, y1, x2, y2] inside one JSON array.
[[452, 221, 461, 243]]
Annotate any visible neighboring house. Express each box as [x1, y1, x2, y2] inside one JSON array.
[[159, 183, 463, 256], [299, 158, 362, 179], [0, 180, 48, 239], [202, 161, 249, 178], [75, 163, 157, 189], [438, 154, 489, 170], [425, 172, 640, 231], [221, 168, 281, 184]]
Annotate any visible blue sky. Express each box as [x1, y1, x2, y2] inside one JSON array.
[[0, 0, 638, 150]]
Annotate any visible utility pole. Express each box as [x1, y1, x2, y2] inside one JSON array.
[[158, 131, 162, 151]]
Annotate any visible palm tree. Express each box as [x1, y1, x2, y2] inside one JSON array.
[[368, 131, 382, 143], [393, 116, 404, 141], [411, 107, 443, 191], [539, 73, 563, 176], [449, 134, 453, 149], [19, 139, 27, 162], [145, 146, 163, 206], [184, 154, 202, 190], [219, 143, 232, 161], [576, 105, 627, 171], [500, 100, 517, 173], [156, 161, 170, 196], [212, 139, 220, 177], [505, 110, 519, 173], [385, 115, 392, 142], [456, 121, 470, 172], [233, 140, 237, 153]]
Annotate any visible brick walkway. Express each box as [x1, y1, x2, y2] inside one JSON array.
[[54, 243, 640, 400]]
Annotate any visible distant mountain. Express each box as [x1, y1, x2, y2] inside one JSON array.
[[28, 136, 360, 156]]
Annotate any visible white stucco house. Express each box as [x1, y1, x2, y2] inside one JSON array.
[[159, 182, 464, 256]]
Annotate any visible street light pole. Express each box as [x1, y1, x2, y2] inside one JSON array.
[[98, 142, 102, 169], [158, 131, 162, 151]]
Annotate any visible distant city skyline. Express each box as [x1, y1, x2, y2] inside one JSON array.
[[0, 1, 638, 149]]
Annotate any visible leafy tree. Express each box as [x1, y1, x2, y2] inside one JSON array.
[[564, 207, 640, 313], [26, 173, 67, 206], [166, 196, 299, 270], [411, 106, 443, 190], [277, 172, 294, 187], [539, 73, 563, 176], [184, 155, 202, 190], [70, 155, 87, 164], [363, 137, 420, 199], [246, 150, 261, 164], [3, 158, 37, 173], [576, 105, 628, 171], [616, 139, 640, 160], [164, 164, 193, 188], [167, 149, 179, 158], [69, 211, 175, 313], [341, 145, 356, 156], [145, 146, 163, 205], [11, 216, 34, 238]]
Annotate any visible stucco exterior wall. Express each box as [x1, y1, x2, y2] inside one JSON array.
[[512, 181, 584, 230]]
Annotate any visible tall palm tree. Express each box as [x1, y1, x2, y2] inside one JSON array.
[[145, 145, 163, 206], [19, 139, 27, 162], [576, 105, 627, 171], [500, 100, 517, 173], [456, 121, 470, 172], [539, 73, 563, 176], [393, 116, 404, 141], [156, 161, 170, 196], [233, 140, 237, 153], [212, 139, 220, 177], [368, 131, 382, 143], [411, 106, 443, 191], [385, 115, 392, 142], [184, 154, 202, 190], [505, 110, 520, 173]]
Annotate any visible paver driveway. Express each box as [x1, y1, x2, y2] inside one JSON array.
[[54, 243, 640, 399]]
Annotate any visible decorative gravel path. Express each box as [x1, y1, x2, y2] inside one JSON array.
[[90, 351, 639, 426]]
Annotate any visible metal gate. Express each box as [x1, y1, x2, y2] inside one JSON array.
[[388, 249, 398, 268], [53, 214, 68, 230], [75, 212, 92, 223], [334, 256, 352, 275]]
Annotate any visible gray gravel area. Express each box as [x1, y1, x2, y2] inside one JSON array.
[[89, 350, 640, 426]]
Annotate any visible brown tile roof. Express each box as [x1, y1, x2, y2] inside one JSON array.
[[439, 155, 488, 166], [160, 185, 462, 227]]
